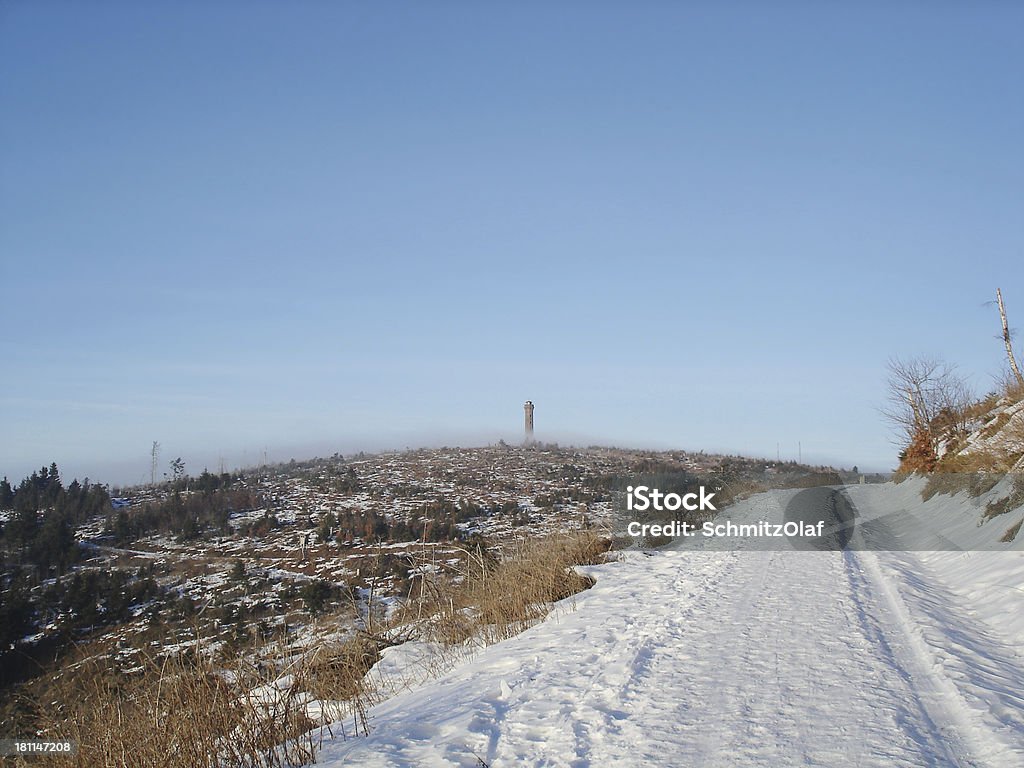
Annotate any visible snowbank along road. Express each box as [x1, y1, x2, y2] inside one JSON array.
[[318, 482, 1024, 767]]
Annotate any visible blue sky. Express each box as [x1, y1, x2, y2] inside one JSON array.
[[1, 2, 1022, 485]]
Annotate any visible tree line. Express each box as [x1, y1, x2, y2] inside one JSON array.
[[1, 463, 111, 577], [106, 472, 262, 544]]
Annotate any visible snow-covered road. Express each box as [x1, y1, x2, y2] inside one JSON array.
[[317, 486, 1024, 767]]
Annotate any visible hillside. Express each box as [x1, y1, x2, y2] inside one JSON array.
[[8, 438, 1024, 765], [949, 394, 1024, 472], [3, 445, 833, 755]]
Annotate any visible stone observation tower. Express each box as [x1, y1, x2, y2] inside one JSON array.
[[524, 401, 534, 444]]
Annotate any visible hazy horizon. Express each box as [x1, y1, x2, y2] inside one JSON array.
[[2, 423, 877, 491]]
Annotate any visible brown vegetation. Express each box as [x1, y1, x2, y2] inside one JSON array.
[[899, 428, 939, 474], [17, 647, 325, 768], [392, 530, 610, 648], [14, 530, 610, 767]]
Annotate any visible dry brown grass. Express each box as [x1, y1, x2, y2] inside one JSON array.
[[14, 531, 610, 767], [15, 630, 380, 768], [980, 410, 1013, 441], [918, 450, 1014, 501], [393, 530, 610, 648], [999, 373, 1024, 405], [464, 532, 608, 645], [995, 411, 1024, 469], [921, 472, 999, 501]]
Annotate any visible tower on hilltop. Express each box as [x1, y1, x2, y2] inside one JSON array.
[[524, 401, 535, 444]]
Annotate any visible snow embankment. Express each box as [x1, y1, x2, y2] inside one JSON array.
[[314, 485, 1024, 767]]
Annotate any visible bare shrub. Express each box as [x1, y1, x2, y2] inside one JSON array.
[[882, 356, 974, 473]]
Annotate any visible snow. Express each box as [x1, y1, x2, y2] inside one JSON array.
[[843, 477, 1024, 552], [367, 639, 478, 697], [313, 484, 1024, 767]]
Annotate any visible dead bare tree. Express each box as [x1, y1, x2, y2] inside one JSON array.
[[882, 356, 974, 451], [996, 288, 1024, 388]]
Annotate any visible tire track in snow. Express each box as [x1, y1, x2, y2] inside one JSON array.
[[848, 548, 1024, 766], [665, 547, 959, 767]]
